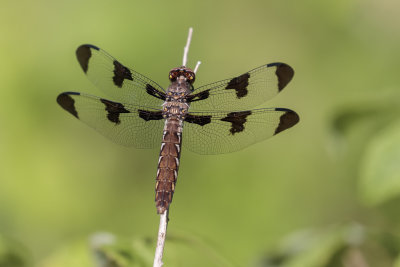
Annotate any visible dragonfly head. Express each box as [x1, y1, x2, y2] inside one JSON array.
[[169, 66, 195, 84]]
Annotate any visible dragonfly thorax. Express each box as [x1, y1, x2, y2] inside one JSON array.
[[163, 78, 191, 119]]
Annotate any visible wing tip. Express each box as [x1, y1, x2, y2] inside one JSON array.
[[76, 44, 99, 73], [57, 92, 80, 118], [78, 44, 100, 51], [274, 108, 299, 134], [267, 62, 294, 91]]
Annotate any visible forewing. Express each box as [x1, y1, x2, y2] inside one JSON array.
[[76, 44, 166, 106], [57, 92, 164, 148], [188, 63, 294, 111], [183, 108, 299, 154]]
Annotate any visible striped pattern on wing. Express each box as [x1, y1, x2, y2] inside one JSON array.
[[183, 108, 299, 154], [188, 63, 294, 111], [76, 44, 166, 107], [57, 92, 164, 148]]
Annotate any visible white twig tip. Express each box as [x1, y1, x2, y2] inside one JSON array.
[[182, 27, 193, 67], [194, 61, 201, 74]]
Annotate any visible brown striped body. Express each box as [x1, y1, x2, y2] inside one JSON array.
[[155, 119, 182, 213], [155, 68, 194, 213]]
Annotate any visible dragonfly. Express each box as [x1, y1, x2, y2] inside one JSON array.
[[57, 44, 299, 214]]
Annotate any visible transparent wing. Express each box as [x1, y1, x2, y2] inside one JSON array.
[[57, 92, 164, 148], [76, 44, 166, 107], [182, 108, 299, 154], [187, 63, 294, 111]]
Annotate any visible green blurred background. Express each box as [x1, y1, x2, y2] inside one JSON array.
[[1, 0, 400, 266]]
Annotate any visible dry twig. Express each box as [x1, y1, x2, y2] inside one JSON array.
[[153, 27, 199, 267]]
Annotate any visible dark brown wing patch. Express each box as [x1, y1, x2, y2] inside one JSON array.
[[274, 108, 299, 134], [221, 111, 252, 135], [100, 98, 130, 124], [184, 114, 212, 126], [138, 110, 163, 121], [268, 63, 294, 91], [57, 92, 79, 118], [225, 73, 250, 98], [76, 44, 99, 73], [145, 84, 166, 100], [113, 60, 133, 88], [187, 89, 210, 103]]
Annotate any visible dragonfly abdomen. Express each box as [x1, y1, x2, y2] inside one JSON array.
[[155, 119, 182, 214]]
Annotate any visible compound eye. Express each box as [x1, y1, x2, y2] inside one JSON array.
[[169, 72, 177, 80]]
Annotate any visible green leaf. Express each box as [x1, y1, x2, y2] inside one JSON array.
[[359, 121, 400, 205], [257, 224, 366, 267], [91, 233, 153, 267], [257, 223, 400, 267]]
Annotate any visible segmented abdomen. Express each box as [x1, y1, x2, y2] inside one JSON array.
[[155, 119, 182, 214]]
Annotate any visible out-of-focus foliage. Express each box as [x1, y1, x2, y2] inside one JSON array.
[[0, 235, 30, 267], [1, 0, 400, 266], [39, 240, 91, 267], [40, 233, 233, 267], [359, 121, 400, 205], [258, 223, 400, 267], [331, 94, 400, 205]]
